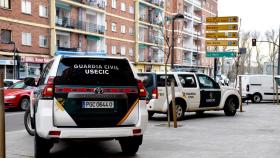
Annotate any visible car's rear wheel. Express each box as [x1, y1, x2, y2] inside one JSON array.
[[169, 103, 185, 121], [24, 107, 34, 136], [224, 97, 237, 116], [252, 93, 262, 103], [34, 132, 53, 158], [119, 136, 142, 155], [20, 97, 30, 111]]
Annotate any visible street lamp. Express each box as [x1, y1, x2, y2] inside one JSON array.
[[171, 13, 184, 69]]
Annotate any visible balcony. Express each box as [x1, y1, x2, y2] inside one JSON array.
[[149, 36, 164, 45], [72, 0, 106, 10], [57, 47, 79, 51], [193, 0, 202, 7], [56, 17, 105, 34], [193, 14, 202, 22], [147, 0, 164, 8], [182, 59, 192, 65], [139, 14, 148, 22]]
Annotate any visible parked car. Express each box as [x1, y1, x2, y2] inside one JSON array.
[[4, 81, 35, 110], [147, 72, 241, 120], [237, 74, 280, 103], [25, 54, 148, 158], [4, 79, 21, 89]]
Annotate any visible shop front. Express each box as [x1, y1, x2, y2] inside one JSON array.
[[19, 56, 50, 79]]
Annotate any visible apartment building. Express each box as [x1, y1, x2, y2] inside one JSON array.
[[0, 0, 218, 79], [0, 0, 50, 79]]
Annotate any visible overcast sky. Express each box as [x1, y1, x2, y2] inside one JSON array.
[[218, 0, 279, 32]]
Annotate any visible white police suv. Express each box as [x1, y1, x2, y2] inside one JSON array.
[[25, 53, 148, 157], [147, 72, 241, 120]]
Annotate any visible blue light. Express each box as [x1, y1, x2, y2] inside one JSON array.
[[55, 51, 107, 57]]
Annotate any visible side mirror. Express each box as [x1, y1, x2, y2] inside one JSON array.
[[24, 77, 36, 87]]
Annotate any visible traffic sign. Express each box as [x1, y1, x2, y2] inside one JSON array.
[[206, 16, 239, 23], [206, 40, 238, 46], [206, 32, 238, 38], [206, 52, 236, 58], [206, 24, 238, 31]]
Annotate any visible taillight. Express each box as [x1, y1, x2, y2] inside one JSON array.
[[246, 85, 249, 92], [137, 79, 147, 99], [152, 88, 158, 99], [42, 77, 54, 98]]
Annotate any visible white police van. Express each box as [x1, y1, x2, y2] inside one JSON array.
[[147, 72, 241, 120], [25, 52, 148, 157]]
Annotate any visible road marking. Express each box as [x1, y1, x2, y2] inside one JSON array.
[[5, 112, 24, 116]]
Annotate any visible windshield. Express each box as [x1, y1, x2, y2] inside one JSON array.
[[9, 81, 26, 89]]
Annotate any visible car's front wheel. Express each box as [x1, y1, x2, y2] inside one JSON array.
[[20, 97, 30, 110], [34, 132, 53, 158], [224, 97, 237, 116], [119, 136, 142, 155]]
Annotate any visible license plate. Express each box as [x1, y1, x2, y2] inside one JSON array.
[[82, 101, 114, 109]]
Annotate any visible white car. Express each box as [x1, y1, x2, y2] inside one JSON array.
[[147, 72, 241, 120], [25, 54, 148, 157]]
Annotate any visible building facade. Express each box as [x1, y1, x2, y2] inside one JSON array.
[[0, 0, 218, 79]]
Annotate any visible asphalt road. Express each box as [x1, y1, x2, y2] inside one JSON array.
[[4, 103, 280, 158]]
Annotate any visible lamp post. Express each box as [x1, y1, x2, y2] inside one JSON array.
[[171, 13, 184, 69]]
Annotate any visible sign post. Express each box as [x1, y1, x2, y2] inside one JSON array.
[[0, 73, 5, 158]]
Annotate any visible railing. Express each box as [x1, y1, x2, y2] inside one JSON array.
[[193, 0, 202, 7], [56, 17, 105, 34], [193, 14, 202, 21], [147, 0, 164, 8], [149, 36, 164, 45], [182, 59, 192, 65], [57, 47, 79, 51], [72, 0, 106, 10]]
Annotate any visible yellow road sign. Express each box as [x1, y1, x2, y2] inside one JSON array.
[[206, 40, 238, 46], [206, 32, 238, 38], [206, 16, 239, 23], [206, 24, 238, 31]]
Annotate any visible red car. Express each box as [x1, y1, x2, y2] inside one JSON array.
[[4, 81, 34, 110]]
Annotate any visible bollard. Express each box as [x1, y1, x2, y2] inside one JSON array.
[[0, 73, 5, 158], [171, 79, 177, 128], [239, 76, 243, 112]]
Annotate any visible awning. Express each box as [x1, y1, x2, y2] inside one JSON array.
[[56, 2, 71, 11], [87, 35, 101, 41], [139, 44, 147, 49]]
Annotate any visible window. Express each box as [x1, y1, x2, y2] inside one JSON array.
[[22, 32, 31, 46], [55, 58, 136, 86], [197, 74, 219, 89], [111, 45, 116, 55], [157, 75, 177, 87], [111, 22, 116, 32], [37, 61, 53, 86], [21, 0, 31, 14], [129, 6, 134, 14], [129, 27, 134, 35], [178, 75, 197, 88], [129, 48, 133, 56], [121, 47, 126, 55], [0, 0, 11, 9], [0, 29, 11, 43], [112, 0, 116, 9], [39, 5, 48, 17], [121, 3, 126, 11], [121, 25, 126, 34], [39, 35, 48, 47]]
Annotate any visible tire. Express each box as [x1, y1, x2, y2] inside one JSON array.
[[224, 97, 237, 116], [252, 94, 262, 103], [34, 133, 53, 158], [20, 97, 30, 111], [119, 136, 142, 155], [148, 111, 154, 119], [170, 103, 185, 121], [24, 107, 35, 136]]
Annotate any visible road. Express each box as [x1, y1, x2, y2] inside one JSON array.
[[5, 103, 280, 158]]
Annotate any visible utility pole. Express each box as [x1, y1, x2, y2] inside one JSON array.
[[0, 73, 6, 158], [278, 26, 280, 75]]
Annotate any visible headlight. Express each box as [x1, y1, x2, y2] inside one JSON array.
[[4, 95, 16, 99]]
